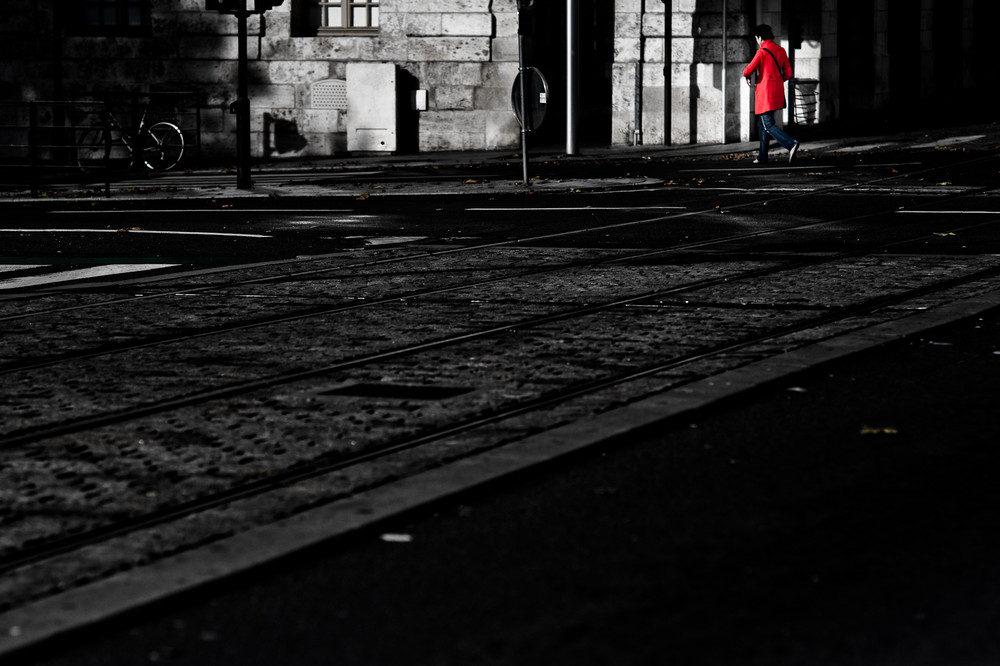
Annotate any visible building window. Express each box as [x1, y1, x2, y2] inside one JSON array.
[[316, 0, 379, 35], [63, 0, 151, 36]]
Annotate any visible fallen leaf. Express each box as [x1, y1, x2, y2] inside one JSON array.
[[860, 425, 899, 435], [380, 533, 413, 543]]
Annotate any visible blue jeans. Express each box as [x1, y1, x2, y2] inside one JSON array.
[[757, 111, 797, 161]]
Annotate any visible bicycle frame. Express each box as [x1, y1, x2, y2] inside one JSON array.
[[77, 105, 184, 172]]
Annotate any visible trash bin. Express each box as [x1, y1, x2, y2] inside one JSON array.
[[793, 79, 819, 125]]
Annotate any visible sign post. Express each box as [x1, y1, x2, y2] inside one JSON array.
[[209, 0, 284, 190], [514, 0, 545, 185]]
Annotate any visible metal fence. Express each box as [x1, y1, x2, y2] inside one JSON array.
[[0, 92, 202, 197]]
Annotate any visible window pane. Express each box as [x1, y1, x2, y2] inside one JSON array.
[[371, 7, 378, 27], [352, 7, 366, 27], [320, 1, 342, 28]]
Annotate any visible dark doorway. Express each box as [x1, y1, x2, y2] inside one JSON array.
[[520, 0, 613, 149], [838, 0, 876, 117], [887, 0, 920, 117]]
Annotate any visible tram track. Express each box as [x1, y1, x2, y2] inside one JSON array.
[[4, 250, 1000, 581], [1, 155, 996, 375], [3, 213, 1000, 577], [2, 151, 994, 321], [3, 151, 1000, 611], [4, 203, 1000, 446]]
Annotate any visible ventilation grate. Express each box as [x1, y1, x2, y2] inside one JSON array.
[[312, 79, 348, 110]]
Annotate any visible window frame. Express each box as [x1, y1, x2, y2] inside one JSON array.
[[316, 0, 380, 36]]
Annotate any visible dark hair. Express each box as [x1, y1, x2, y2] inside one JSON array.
[[753, 24, 775, 41]]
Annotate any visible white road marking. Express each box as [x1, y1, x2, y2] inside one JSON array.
[[0, 264, 178, 290], [894, 210, 1000, 215], [46, 209, 353, 215], [0, 229, 270, 238], [465, 206, 686, 211], [0, 265, 46, 274]]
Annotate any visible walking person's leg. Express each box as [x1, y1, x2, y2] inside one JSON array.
[[756, 114, 771, 163], [760, 111, 800, 161]]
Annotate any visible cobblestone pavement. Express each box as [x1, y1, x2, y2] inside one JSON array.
[[2, 122, 1000, 661]]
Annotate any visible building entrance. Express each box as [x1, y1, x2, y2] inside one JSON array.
[[520, 0, 613, 149]]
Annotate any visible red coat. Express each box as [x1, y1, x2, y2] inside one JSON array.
[[743, 39, 792, 114]]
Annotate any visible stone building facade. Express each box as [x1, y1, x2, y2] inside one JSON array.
[[1, 0, 996, 161]]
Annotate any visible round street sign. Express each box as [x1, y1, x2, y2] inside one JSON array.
[[511, 67, 549, 131]]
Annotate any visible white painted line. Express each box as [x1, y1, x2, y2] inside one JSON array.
[[0, 265, 46, 274], [911, 135, 986, 149], [465, 206, 686, 211], [341, 235, 429, 246], [680, 165, 821, 172], [680, 162, 922, 173], [0, 264, 178, 290], [895, 210, 1000, 215], [46, 209, 353, 215], [0, 229, 270, 238]]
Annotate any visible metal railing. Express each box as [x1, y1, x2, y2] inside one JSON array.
[[0, 92, 202, 197]]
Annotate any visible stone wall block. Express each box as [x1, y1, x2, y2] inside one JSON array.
[[434, 86, 475, 110], [268, 61, 334, 85], [615, 37, 641, 63], [249, 84, 296, 109], [404, 14, 442, 36], [396, 0, 491, 12], [442, 13, 494, 35], [408, 37, 491, 62]]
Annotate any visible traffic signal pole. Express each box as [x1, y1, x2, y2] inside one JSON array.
[[566, 0, 579, 155], [211, 0, 284, 190], [235, 1, 252, 189]]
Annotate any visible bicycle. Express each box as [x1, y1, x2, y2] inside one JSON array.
[[76, 106, 184, 171]]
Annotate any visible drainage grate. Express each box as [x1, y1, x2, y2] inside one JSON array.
[[321, 383, 472, 400]]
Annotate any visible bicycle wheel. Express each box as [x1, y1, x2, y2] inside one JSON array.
[[142, 122, 185, 171], [76, 126, 111, 171]]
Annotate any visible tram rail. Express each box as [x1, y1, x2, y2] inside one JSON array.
[[2, 150, 1000, 614]]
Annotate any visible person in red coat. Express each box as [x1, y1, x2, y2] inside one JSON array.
[[743, 24, 800, 163]]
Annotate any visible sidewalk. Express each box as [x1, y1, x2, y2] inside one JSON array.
[[3, 121, 998, 204]]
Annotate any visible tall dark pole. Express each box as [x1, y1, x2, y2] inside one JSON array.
[[517, 22, 529, 184], [236, 1, 252, 189], [566, 0, 578, 155]]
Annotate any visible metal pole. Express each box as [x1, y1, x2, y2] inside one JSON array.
[[517, 30, 529, 185], [663, 0, 671, 145], [28, 101, 38, 198], [236, 1, 252, 190], [721, 0, 727, 144], [634, 0, 644, 146], [566, 0, 579, 155]]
